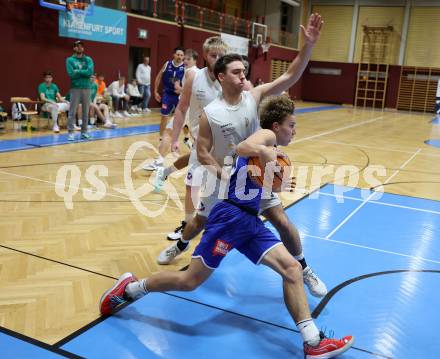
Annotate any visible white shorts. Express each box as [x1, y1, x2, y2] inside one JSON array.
[[184, 146, 200, 187], [259, 192, 282, 213], [165, 112, 190, 131]]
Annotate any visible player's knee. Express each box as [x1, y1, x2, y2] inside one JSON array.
[[284, 260, 302, 284]]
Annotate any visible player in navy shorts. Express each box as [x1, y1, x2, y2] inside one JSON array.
[[100, 94, 354, 358], [154, 46, 185, 138]]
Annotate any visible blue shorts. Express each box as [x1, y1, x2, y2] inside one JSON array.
[[160, 92, 179, 116], [192, 202, 282, 269]]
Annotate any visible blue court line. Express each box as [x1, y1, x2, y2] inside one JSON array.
[[431, 116, 440, 124], [295, 105, 342, 114], [0, 106, 342, 153], [0, 124, 160, 153], [425, 139, 440, 148]]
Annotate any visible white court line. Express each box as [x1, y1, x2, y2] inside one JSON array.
[[293, 115, 383, 144], [316, 191, 440, 215], [0, 169, 182, 211], [325, 148, 422, 239], [303, 233, 440, 266], [312, 139, 440, 158]]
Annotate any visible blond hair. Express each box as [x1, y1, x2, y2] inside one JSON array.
[[203, 36, 228, 53]]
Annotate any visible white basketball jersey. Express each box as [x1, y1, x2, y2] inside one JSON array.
[[204, 91, 259, 166], [188, 67, 222, 140]]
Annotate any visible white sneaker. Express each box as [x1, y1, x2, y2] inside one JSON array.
[[53, 124, 60, 133], [73, 125, 81, 131], [154, 166, 167, 192], [123, 111, 133, 117], [167, 221, 186, 241], [104, 122, 117, 129], [303, 267, 328, 298], [157, 242, 189, 265], [142, 158, 163, 171], [115, 111, 124, 118], [143, 108, 151, 113]]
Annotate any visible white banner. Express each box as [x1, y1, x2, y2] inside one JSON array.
[[221, 33, 249, 56], [437, 79, 440, 98]]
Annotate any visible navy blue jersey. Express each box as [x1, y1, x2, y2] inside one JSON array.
[[226, 156, 262, 212], [162, 60, 185, 95]]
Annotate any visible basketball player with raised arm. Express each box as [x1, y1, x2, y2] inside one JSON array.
[[99, 94, 354, 359], [154, 37, 228, 242], [157, 13, 327, 298]]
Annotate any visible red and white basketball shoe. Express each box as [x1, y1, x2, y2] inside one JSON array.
[[304, 332, 354, 358], [99, 272, 138, 316]]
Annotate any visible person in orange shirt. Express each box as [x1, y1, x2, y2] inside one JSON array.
[[95, 74, 113, 111]]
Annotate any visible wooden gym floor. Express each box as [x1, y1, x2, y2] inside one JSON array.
[[0, 102, 439, 346]]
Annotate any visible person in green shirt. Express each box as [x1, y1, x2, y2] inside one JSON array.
[[38, 71, 70, 133], [66, 40, 94, 140]]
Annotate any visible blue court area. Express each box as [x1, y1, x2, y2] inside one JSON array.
[[0, 124, 160, 152], [425, 139, 440, 148], [431, 115, 440, 124], [0, 329, 72, 358], [50, 184, 439, 358]]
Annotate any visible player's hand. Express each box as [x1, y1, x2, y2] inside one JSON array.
[[281, 175, 296, 193], [171, 141, 180, 153], [259, 147, 278, 171], [154, 92, 161, 102], [300, 13, 323, 45]]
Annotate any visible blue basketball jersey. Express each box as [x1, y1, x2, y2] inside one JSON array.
[[162, 60, 185, 94], [226, 156, 262, 212]]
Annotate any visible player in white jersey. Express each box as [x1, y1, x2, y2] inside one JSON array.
[[144, 49, 199, 171], [154, 37, 228, 243], [159, 14, 327, 298]]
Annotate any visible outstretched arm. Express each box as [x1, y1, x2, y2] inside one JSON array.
[[171, 70, 196, 152], [251, 13, 323, 103]]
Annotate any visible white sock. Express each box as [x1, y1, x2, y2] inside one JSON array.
[[163, 165, 177, 178], [297, 318, 320, 346], [125, 279, 148, 300], [294, 253, 304, 261]]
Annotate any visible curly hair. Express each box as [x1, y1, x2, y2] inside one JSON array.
[[259, 95, 295, 129]]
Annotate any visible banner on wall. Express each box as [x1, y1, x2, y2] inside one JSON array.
[[221, 33, 249, 56], [59, 6, 127, 45]]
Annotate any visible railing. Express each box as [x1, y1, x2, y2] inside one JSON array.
[[95, 0, 298, 48]]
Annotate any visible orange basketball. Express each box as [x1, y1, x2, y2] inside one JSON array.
[[248, 154, 292, 192]]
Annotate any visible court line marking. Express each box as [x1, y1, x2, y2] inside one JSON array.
[[293, 115, 384, 144], [316, 191, 440, 215], [312, 139, 440, 158], [325, 149, 422, 239], [303, 234, 440, 266], [0, 169, 182, 211]]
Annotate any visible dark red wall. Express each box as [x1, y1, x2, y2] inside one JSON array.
[[302, 61, 358, 105], [386, 65, 401, 109], [249, 45, 301, 99], [0, 2, 402, 111]]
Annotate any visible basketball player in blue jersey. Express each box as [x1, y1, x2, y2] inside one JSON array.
[[100, 94, 354, 359], [158, 14, 327, 299], [145, 46, 185, 170]]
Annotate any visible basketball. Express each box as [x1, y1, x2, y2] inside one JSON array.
[[248, 154, 292, 192]]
